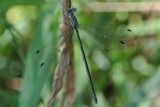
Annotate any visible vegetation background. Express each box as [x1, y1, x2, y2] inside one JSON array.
[[0, 0, 160, 107]]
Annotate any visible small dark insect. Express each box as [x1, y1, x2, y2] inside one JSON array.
[[120, 41, 125, 44], [40, 62, 44, 67], [127, 29, 132, 32], [36, 50, 40, 54]]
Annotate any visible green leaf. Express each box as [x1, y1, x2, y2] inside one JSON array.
[[18, 4, 59, 107], [0, 89, 18, 107], [0, 10, 25, 64], [0, 0, 45, 12], [126, 66, 160, 107]]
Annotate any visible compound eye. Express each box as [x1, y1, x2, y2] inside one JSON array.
[[72, 8, 77, 12], [65, 10, 69, 14]]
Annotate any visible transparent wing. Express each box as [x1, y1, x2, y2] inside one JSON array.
[[78, 24, 134, 51], [79, 24, 134, 40]]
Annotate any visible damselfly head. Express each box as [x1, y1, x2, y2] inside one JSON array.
[[65, 8, 77, 14]]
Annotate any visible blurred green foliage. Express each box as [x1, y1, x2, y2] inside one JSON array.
[[0, 0, 160, 107]]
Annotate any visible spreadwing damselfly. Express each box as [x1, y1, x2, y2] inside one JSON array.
[[65, 8, 134, 104], [35, 7, 134, 104]]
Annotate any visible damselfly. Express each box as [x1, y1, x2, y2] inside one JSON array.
[[36, 7, 134, 104], [65, 8, 134, 104]]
